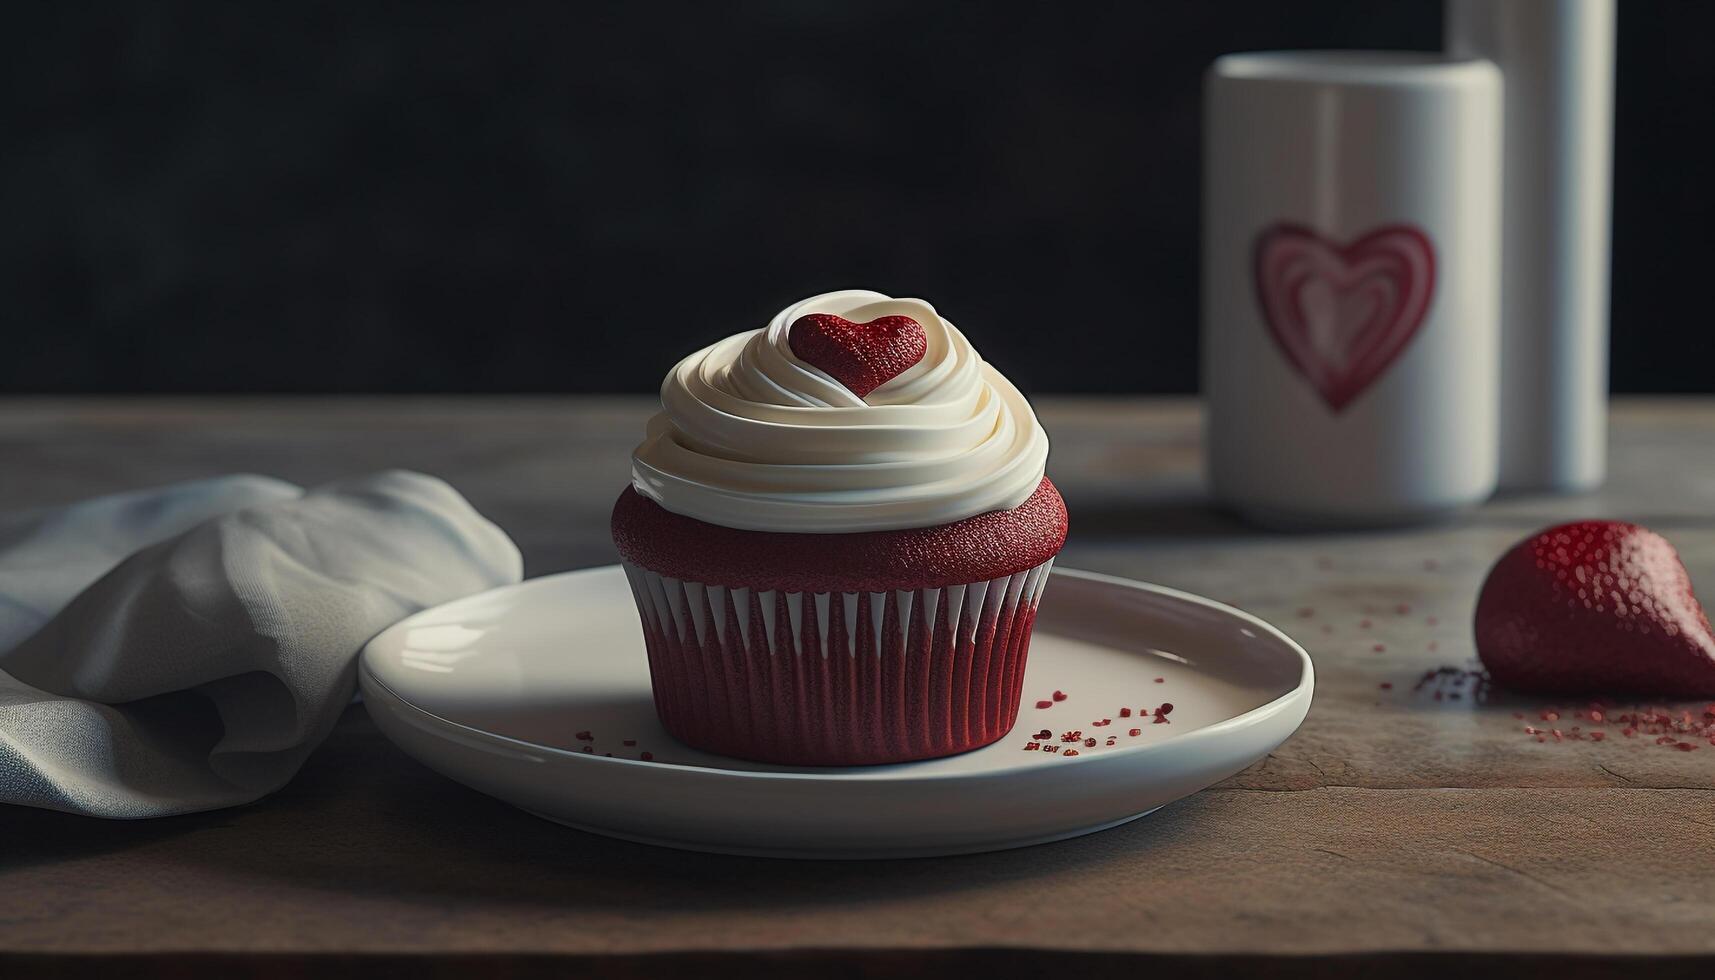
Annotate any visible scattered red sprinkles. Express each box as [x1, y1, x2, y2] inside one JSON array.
[[1514, 702, 1715, 752], [1052, 690, 1068, 702], [1016, 698, 1201, 759]]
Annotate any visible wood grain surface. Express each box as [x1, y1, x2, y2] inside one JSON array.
[[3, 397, 1714, 977]]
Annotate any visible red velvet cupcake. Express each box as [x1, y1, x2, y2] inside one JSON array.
[[613, 289, 1067, 766]]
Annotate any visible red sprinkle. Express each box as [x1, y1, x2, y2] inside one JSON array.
[[1023, 742, 1041, 751], [1298, 607, 1315, 618], [1044, 745, 1060, 753], [1395, 603, 1411, 615], [1035, 700, 1053, 709], [575, 731, 593, 742], [1033, 729, 1052, 740], [1120, 707, 1132, 718], [1083, 737, 1098, 747], [1378, 682, 1393, 690], [1154, 677, 1165, 684], [1105, 736, 1117, 746], [1063, 749, 1080, 757], [1129, 728, 1142, 736], [641, 751, 654, 761], [1372, 644, 1386, 653], [1052, 690, 1068, 702], [581, 746, 593, 754]]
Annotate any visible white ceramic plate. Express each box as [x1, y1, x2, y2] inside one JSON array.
[[360, 565, 1313, 859]]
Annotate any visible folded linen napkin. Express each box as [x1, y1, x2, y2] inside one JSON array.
[[0, 471, 521, 818]]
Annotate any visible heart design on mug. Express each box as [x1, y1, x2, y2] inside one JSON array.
[[1252, 223, 1437, 413]]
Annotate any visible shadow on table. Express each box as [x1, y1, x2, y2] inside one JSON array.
[[0, 707, 1204, 909]]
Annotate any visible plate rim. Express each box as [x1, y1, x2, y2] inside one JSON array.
[[359, 564, 1315, 784]]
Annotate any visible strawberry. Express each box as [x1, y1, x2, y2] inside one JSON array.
[[787, 313, 926, 398], [1475, 521, 1715, 696]]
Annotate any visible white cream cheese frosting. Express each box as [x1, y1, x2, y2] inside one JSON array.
[[630, 289, 1051, 533]]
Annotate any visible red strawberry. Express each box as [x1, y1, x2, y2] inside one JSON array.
[[1475, 521, 1715, 696], [788, 313, 927, 398]]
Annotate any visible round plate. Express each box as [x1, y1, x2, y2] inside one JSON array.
[[360, 565, 1313, 859]]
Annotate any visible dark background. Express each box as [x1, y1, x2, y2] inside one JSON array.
[[3, 1, 1710, 395]]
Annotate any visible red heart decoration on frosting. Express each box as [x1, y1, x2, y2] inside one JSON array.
[[1253, 223, 1436, 413], [788, 313, 928, 398]]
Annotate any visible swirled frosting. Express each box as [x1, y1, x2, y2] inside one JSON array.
[[630, 289, 1050, 533]]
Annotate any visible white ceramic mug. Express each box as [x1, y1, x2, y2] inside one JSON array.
[[1202, 51, 1503, 527], [1448, 0, 1615, 494]]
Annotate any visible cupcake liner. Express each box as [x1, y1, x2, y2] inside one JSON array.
[[621, 558, 1055, 766]]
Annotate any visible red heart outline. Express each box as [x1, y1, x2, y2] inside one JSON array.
[[1252, 223, 1437, 413]]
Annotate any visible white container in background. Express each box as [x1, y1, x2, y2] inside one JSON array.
[[1447, 0, 1616, 493], [1202, 52, 1503, 527]]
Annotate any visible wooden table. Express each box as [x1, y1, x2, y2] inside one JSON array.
[[4, 397, 1714, 979]]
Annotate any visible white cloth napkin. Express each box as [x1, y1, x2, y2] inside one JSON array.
[[0, 471, 521, 818]]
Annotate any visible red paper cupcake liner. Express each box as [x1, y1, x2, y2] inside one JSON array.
[[621, 558, 1055, 766]]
